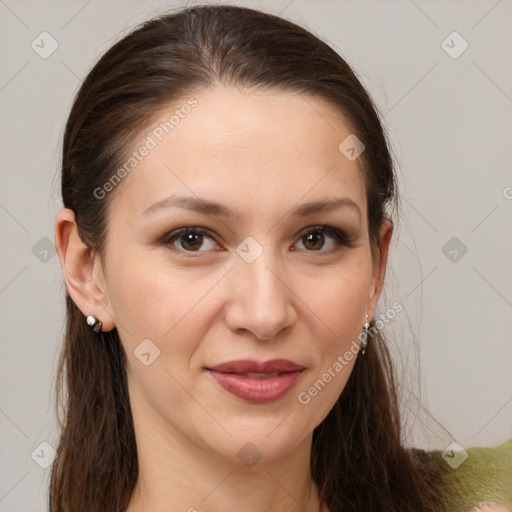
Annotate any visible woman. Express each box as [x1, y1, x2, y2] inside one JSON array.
[[52, 4, 511, 511]]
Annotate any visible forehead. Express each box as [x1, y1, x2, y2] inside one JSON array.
[[108, 85, 367, 221]]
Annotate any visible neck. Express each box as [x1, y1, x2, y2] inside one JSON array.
[[125, 390, 328, 512]]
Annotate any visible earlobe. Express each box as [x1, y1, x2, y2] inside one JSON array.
[[54, 208, 116, 332], [366, 217, 393, 319]]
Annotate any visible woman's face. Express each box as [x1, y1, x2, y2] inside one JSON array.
[[92, 86, 391, 463]]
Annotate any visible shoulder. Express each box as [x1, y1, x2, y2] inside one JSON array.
[[411, 439, 512, 512]]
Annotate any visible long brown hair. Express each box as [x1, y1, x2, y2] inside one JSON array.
[[51, 5, 444, 511]]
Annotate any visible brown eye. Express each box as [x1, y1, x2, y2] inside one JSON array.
[[179, 232, 204, 251], [302, 231, 325, 251], [163, 228, 219, 252], [294, 226, 351, 252]]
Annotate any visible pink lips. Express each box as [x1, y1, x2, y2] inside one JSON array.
[[206, 359, 305, 403]]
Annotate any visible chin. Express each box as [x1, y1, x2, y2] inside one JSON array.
[[202, 422, 312, 467]]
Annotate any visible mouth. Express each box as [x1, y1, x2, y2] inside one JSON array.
[[205, 359, 305, 403], [227, 371, 282, 378]]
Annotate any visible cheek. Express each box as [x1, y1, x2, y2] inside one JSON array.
[[107, 257, 211, 415], [108, 267, 169, 339], [303, 256, 372, 340], [106, 251, 222, 365], [293, 258, 371, 413], [314, 277, 367, 331]]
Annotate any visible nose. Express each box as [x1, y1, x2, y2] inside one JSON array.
[[223, 250, 297, 341]]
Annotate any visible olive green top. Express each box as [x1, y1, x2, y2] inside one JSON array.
[[430, 438, 512, 511]]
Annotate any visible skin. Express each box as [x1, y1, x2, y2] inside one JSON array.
[[55, 85, 393, 512]]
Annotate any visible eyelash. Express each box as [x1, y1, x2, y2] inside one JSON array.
[[160, 225, 353, 255]]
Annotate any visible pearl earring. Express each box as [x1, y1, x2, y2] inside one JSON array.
[[359, 313, 371, 356], [86, 315, 102, 334]]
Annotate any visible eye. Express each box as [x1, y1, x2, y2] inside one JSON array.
[[163, 227, 220, 252], [161, 225, 352, 254], [293, 225, 351, 252]]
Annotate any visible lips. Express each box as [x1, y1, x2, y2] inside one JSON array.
[[207, 359, 304, 374], [205, 359, 305, 403]]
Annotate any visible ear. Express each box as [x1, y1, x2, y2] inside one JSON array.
[[367, 217, 393, 320], [54, 207, 116, 332]]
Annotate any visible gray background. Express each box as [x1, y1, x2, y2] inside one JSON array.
[[1, 0, 511, 510]]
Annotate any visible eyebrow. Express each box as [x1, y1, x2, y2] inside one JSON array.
[[141, 195, 362, 220]]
